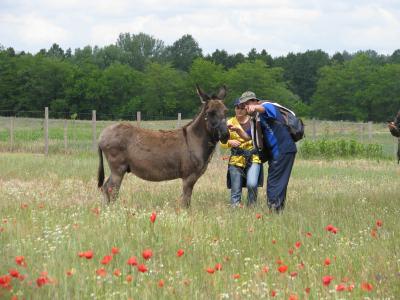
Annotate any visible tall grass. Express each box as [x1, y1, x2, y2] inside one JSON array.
[[1, 153, 399, 299]]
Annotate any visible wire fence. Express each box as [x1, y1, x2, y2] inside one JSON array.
[[0, 108, 398, 158]]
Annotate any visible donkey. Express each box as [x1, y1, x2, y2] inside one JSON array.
[[97, 85, 229, 207]]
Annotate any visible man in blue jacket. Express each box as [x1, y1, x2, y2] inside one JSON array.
[[230, 91, 296, 212]]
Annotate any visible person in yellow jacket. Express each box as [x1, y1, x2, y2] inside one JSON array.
[[221, 98, 263, 207]]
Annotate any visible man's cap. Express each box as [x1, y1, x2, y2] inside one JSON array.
[[233, 98, 241, 107], [239, 91, 259, 104]]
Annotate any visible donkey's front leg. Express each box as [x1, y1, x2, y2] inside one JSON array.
[[182, 174, 199, 208]]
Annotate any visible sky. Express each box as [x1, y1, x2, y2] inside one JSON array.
[[1, 0, 400, 57]]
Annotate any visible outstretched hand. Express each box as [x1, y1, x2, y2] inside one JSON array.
[[227, 140, 241, 147]]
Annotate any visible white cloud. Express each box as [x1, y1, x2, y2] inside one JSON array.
[[1, 0, 399, 55]]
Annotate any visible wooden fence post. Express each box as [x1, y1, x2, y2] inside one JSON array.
[[92, 110, 96, 152], [44, 107, 49, 156], [10, 116, 14, 152], [137, 111, 141, 127], [368, 121, 372, 141], [177, 113, 181, 128], [360, 123, 364, 143], [64, 119, 68, 152], [312, 118, 316, 140]]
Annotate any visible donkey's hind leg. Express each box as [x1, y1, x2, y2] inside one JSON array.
[[102, 170, 126, 204]]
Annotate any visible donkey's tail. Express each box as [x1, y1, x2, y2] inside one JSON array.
[[98, 146, 105, 188]]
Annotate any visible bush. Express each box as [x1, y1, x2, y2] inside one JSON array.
[[298, 139, 385, 160]]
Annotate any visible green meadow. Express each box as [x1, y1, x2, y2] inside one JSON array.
[[1, 150, 399, 299]]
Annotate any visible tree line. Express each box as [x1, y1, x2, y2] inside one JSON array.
[[1, 32, 400, 121]]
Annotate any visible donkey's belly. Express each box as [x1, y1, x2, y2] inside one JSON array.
[[128, 157, 183, 182]]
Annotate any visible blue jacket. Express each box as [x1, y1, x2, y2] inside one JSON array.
[[259, 102, 297, 160]]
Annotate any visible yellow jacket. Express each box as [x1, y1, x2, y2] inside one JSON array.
[[220, 117, 261, 167]]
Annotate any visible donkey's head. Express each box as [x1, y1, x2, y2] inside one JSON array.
[[196, 85, 229, 144]]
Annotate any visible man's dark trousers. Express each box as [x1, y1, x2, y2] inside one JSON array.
[[267, 152, 296, 212]]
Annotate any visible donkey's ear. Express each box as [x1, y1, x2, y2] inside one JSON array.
[[196, 84, 209, 103], [216, 85, 227, 100]]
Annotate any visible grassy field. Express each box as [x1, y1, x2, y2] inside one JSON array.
[[1, 152, 399, 299]]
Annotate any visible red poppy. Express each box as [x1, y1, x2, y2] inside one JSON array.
[[325, 224, 334, 231], [215, 263, 222, 271], [137, 264, 148, 273], [271, 290, 277, 297], [290, 272, 298, 278], [127, 256, 138, 266], [262, 266, 269, 273], [324, 258, 331, 266], [336, 284, 346, 291], [289, 294, 298, 300], [295, 241, 301, 248], [0, 275, 12, 288], [15, 256, 26, 267], [376, 220, 383, 227], [288, 248, 294, 255], [113, 269, 121, 277], [206, 268, 215, 274], [150, 212, 157, 223], [142, 249, 153, 260], [331, 227, 338, 234], [276, 259, 283, 265], [232, 273, 240, 279], [84, 251, 93, 259], [111, 247, 119, 255], [78, 252, 85, 258], [278, 265, 288, 273], [371, 229, 377, 237], [177, 249, 184, 257], [361, 282, 373, 291], [158, 279, 164, 287], [347, 284, 355, 291], [66, 270, 74, 276], [101, 255, 112, 265], [126, 275, 133, 282], [91, 207, 100, 215], [298, 262, 305, 269], [305, 287, 310, 294], [36, 275, 50, 287], [96, 268, 107, 277], [306, 232, 312, 237], [255, 213, 262, 219], [322, 275, 334, 286], [272, 239, 277, 244], [9, 269, 20, 278]]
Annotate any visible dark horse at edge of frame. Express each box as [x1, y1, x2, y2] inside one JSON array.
[[97, 85, 230, 207]]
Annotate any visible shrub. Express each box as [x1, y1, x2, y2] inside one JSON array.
[[298, 139, 385, 160]]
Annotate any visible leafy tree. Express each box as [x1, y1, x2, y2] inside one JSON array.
[[312, 54, 384, 121], [116, 32, 165, 71], [274, 50, 330, 104], [163, 34, 203, 71], [224, 60, 306, 115], [47, 43, 65, 59], [97, 63, 143, 119], [141, 62, 189, 117], [93, 45, 129, 69]]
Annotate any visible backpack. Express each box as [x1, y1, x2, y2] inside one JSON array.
[[267, 102, 305, 142]]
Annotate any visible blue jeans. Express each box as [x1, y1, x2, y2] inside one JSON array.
[[229, 163, 261, 206]]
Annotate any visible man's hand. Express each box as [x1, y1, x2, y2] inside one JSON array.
[[388, 122, 397, 130], [227, 140, 241, 147], [227, 124, 240, 132]]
